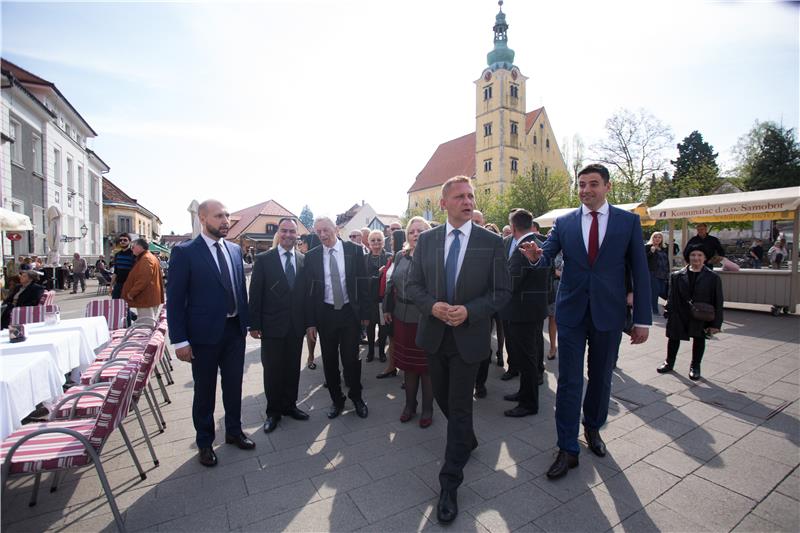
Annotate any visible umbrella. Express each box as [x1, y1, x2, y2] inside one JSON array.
[[188, 200, 201, 239], [46, 205, 62, 266], [0, 207, 33, 231]]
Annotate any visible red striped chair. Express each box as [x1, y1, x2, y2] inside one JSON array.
[[84, 299, 128, 331], [1, 360, 141, 531], [38, 290, 56, 306], [9, 304, 60, 325]]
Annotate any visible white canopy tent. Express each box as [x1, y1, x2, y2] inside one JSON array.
[[0, 207, 33, 231], [534, 202, 653, 228]]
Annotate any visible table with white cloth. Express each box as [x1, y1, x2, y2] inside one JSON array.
[[0, 352, 65, 440]]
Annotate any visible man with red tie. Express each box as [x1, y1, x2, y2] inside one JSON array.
[[520, 164, 651, 479]]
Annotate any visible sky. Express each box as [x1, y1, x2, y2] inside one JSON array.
[[2, 0, 798, 234]]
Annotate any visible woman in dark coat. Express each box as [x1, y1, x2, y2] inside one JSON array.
[[1, 270, 45, 329], [364, 229, 390, 362], [645, 231, 670, 314], [657, 243, 723, 380]]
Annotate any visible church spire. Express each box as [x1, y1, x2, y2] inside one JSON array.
[[487, 0, 515, 70]]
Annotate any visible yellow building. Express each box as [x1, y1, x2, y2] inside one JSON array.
[[408, 3, 568, 217], [102, 177, 161, 256]]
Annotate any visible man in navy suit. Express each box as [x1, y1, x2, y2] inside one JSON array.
[[167, 199, 255, 467], [521, 164, 651, 479]]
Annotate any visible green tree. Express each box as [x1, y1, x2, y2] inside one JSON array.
[[298, 205, 314, 230], [735, 122, 800, 190], [671, 130, 719, 184]]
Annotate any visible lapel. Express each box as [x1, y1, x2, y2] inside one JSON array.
[[594, 205, 616, 265], [224, 240, 240, 291], [433, 225, 447, 299], [195, 236, 224, 288], [271, 248, 286, 286], [342, 240, 354, 285], [455, 223, 478, 296], [571, 209, 589, 265]]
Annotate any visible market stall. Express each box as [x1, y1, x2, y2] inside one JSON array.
[[534, 202, 655, 228], [648, 186, 800, 316]]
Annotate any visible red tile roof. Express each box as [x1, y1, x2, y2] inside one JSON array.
[[408, 108, 544, 193], [102, 177, 137, 205], [227, 200, 299, 239]]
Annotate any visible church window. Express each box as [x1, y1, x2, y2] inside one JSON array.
[[510, 121, 518, 135], [484, 123, 492, 137], [483, 85, 493, 100], [511, 158, 518, 173], [483, 159, 492, 172], [546, 138, 550, 149], [510, 84, 519, 98], [533, 134, 537, 145]]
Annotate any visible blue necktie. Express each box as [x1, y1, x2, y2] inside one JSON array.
[[284, 251, 296, 289], [214, 242, 236, 315], [445, 229, 461, 304]]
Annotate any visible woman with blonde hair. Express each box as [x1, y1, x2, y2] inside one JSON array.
[[645, 231, 670, 314], [384, 216, 434, 427]]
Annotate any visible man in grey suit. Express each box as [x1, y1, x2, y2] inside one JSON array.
[[408, 176, 511, 524]]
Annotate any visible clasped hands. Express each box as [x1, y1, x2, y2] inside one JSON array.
[[432, 302, 468, 327]]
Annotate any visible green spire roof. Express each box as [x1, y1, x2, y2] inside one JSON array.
[[487, 1, 515, 70]]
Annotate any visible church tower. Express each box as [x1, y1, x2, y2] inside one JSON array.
[[474, 1, 528, 195]]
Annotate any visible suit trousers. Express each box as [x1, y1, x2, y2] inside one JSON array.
[[555, 307, 622, 455], [190, 316, 246, 448], [261, 334, 303, 416], [474, 356, 491, 388], [318, 303, 363, 404], [504, 320, 541, 411], [428, 328, 480, 491]]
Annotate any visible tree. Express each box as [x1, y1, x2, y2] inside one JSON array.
[[735, 121, 800, 190], [298, 205, 314, 230], [671, 130, 719, 182], [593, 108, 674, 202]]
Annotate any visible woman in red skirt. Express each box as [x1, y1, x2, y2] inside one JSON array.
[[384, 216, 433, 427]]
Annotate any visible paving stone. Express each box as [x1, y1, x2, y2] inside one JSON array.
[[732, 513, 787, 533], [630, 400, 675, 421], [360, 444, 437, 480], [612, 500, 712, 532], [533, 488, 638, 532], [668, 426, 737, 461], [469, 481, 560, 531], [701, 413, 758, 438], [775, 467, 799, 501], [733, 428, 800, 467], [695, 445, 794, 501], [156, 503, 229, 531], [752, 491, 800, 532], [311, 464, 373, 499], [348, 471, 436, 523], [602, 436, 652, 471], [656, 475, 755, 531], [621, 424, 676, 452], [416, 484, 485, 515], [594, 461, 680, 509], [243, 454, 333, 495], [665, 399, 723, 425], [530, 457, 618, 504], [226, 479, 321, 529], [412, 458, 494, 492], [248, 494, 368, 532], [642, 446, 706, 477], [355, 507, 431, 533], [468, 464, 535, 500], [471, 436, 541, 471]]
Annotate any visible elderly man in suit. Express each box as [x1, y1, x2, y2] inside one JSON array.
[[521, 164, 651, 480], [167, 199, 254, 467], [407, 176, 511, 523], [249, 217, 310, 433], [305, 217, 370, 419], [500, 208, 550, 417]]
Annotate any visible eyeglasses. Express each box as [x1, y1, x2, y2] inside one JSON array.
[[349, 235, 361, 240]]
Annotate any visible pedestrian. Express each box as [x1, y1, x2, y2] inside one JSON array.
[[70, 252, 87, 293], [166, 199, 255, 467], [384, 216, 434, 427], [364, 230, 390, 363], [768, 238, 788, 269], [121, 238, 165, 322], [748, 239, 764, 269], [110, 233, 135, 299], [1, 270, 44, 329], [376, 229, 405, 379], [657, 243, 723, 380], [685, 223, 725, 267], [645, 232, 670, 314]]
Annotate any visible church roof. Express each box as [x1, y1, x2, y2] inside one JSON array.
[[226, 199, 299, 239], [408, 107, 544, 193]]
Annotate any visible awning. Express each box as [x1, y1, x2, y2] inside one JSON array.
[[647, 186, 800, 222], [0, 207, 33, 231], [149, 242, 170, 255], [534, 202, 654, 227]]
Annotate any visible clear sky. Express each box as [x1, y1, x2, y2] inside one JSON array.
[[2, 0, 798, 234]]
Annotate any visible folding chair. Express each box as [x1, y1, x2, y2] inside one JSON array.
[[38, 290, 56, 306], [85, 299, 128, 331], [10, 304, 60, 325]]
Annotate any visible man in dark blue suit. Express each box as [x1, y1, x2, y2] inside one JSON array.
[[167, 199, 255, 467], [521, 164, 651, 479]]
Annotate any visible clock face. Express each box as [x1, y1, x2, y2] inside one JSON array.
[[484, 71, 491, 81], [511, 69, 518, 80]]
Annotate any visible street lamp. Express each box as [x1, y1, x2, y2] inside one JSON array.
[[61, 224, 89, 242]]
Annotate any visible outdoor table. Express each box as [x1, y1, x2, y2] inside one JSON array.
[[0, 352, 64, 440], [0, 330, 85, 377]]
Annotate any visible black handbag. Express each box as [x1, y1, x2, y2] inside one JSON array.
[[688, 273, 715, 322]]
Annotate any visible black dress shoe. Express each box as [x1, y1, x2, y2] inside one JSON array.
[[504, 405, 538, 417], [378, 351, 387, 363], [584, 428, 606, 457], [689, 366, 702, 381], [503, 392, 520, 402], [496, 355, 504, 367], [263, 416, 280, 433], [225, 433, 256, 450], [500, 370, 519, 381], [656, 361, 674, 374], [366, 351, 375, 362], [353, 399, 369, 418], [546, 450, 578, 479], [538, 374, 544, 385], [327, 400, 345, 419], [376, 369, 398, 379], [283, 407, 310, 420], [436, 489, 458, 523], [198, 447, 217, 467], [471, 435, 479, 451], [474, 385, 487, 398]]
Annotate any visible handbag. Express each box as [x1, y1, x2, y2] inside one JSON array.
[[687, 272, 715, 322]]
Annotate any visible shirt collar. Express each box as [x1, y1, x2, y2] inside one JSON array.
[[323, 238, 343, 255], [201, 231, 223, 248], [279, 244, 293, 256], [445, 220, 473, 239], [581, 201, 610, 216], [515, 231, 535, 244]]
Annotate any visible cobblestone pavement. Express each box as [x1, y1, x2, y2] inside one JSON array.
[[2, 280, 798, 532]]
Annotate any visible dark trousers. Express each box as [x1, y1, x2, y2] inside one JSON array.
[[475, 357, 491, 388], [666, 337, 706, 368], [505, 320, 542, 411], [366, 320, 388, 355], [261, 334, 303, 416], [190, 317, 246, 448], [428, 328, 480, 491], [318, 303, 362, 404], [71, 272, 86, 292], [555, 307, 622, 455]]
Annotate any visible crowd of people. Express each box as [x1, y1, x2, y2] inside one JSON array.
[[162, 163, 733, 524]]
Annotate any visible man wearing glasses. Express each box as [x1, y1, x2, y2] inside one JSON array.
[[348, 230, 366, 252], [110, 233, 135, 299]]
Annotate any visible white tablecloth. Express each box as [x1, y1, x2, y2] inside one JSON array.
[[0, 352, 65, 440], [0, 331, 84, 375]]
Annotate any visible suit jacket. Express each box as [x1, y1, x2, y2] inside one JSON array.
[[4, 282, 44, 307], [407, 223, 511, 363], [538, 205, 651, 331], [166, 235, 250, 345], [248, 247, 306, 338], [304, 239, 370, 327], [500, 233, 549, 323]]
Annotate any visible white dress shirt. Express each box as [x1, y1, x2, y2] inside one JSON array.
[[509, 232, 534, 258], [581, 201, 609, 252], [444, 220, 472, 281], [279, 245, 296, 273], [322, 239, 349, 305]]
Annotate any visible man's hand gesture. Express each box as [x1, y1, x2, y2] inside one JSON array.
[[518, 240, 543, 262]]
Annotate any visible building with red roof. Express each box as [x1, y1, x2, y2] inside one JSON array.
[[225, 199, 308, 254]]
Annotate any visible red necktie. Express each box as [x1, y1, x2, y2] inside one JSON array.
[[588, 211, 599, 266]]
